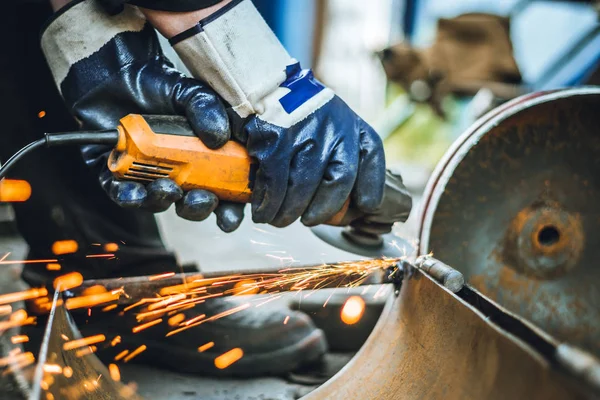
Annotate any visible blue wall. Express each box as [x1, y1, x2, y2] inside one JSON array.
[[252, 0, 316, 68]]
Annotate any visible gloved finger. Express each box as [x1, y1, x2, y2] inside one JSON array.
[[352, 126, 386, 213], [250, 159, 290, 224], [142, 178, 183, 213], [227, 108, 250, 144], [271, 143, 326, 228], [176, 78, 231, 150], [109, 180, 147, 208], [175, 189, 219, 221], [214, 202, 245, 233], [301, 144, 359, 227]]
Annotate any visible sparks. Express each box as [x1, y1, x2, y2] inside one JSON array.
[[110, 335, 122, 347], [132, 318, 162, 333], [114, 350, 129, 362], [0, 288, 48, 305], [85, 253, 115, 259], [10, 335, 29, 344], [43, 364, 63, 374], [52, 240, 78, 255], [198, 342, 215, 352], [168, 313, 186, 326], [63, 334, 106, 351], [123, 345, 147, 363], [109, 363, 121, 381], [65, 290, 122, 310], [166, 303, 250, 337], [0, 258, 57, 265], [53, 272, 84, 291], [149, 272, 176, 281], [75, 346, 97, 358], [214, 348, 243, 369]]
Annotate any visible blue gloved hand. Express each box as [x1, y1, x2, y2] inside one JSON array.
[[40, 1, 244, 232], [171, 0, 386, 227], [240, 70, 385, 227]]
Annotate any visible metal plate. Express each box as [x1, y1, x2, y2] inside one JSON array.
[[305, 269, 595, 399]]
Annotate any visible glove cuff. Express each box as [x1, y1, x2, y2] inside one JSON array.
[[41, 0, 147, 94], [170, 0, 333, 126]]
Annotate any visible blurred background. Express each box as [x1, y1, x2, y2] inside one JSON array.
[[154, 0, 600, 271]]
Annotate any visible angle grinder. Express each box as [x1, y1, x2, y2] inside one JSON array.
[[0, 113, 413, 258]]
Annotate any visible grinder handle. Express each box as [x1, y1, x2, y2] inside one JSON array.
[[110, 114, 406, 227]]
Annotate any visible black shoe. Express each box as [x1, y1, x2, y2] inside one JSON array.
[[71, 295, 327, 377], [23, 250, 328, 377]]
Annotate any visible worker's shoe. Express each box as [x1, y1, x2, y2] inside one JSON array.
[[23, 252, 327, 377], [71, 295, 327, 377]]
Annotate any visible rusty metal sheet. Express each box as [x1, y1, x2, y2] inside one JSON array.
[[27, 265, 600, 399], [419, 87, 600, 356], [32, 293, 138, 400], [306, 269, 596, 400]]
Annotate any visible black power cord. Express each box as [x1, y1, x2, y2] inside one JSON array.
[[0, 130, 120, 180]]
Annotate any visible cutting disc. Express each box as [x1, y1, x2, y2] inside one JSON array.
[[311, 225, 415, 259]]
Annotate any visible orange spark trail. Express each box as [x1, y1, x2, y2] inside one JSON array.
[[63, 334, 106, 351], [75, 346, 97, 358], [132, 318, 162, 333], [166, 303, 250, 337], [53, 272, 83, 291], [149, 272, 175, 281], [0, 288, 47, 305], [0, 259, 57, 265], [85, 253, 115, 258], [168, 313, 185, 326], [11, 335, 29, 344], [65, 290, 121, 310], [198, 342, 215, 352], [43, 364, 62, 374], [215, 348, 244, 369], [109, 364, 121, 381], [110, 336, 122, 347], [114, 350, 129, 362], [124, 345, 147, 363]]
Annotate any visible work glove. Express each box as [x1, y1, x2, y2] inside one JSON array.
[[40, 0, 244, 232], [170, 0, 388, 228]]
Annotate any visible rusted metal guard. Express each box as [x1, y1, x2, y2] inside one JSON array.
[[419, 87, 600, 357]]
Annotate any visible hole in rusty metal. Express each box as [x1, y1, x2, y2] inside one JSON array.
[[538, 225, 560, 247]]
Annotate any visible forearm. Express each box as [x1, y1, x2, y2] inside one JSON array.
[[140, 0, 231, 39], [49, 0, 230, 27], [49, 0, 71, 11]]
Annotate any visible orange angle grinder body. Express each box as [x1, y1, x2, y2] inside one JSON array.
[[108, 114, 351, 225]]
